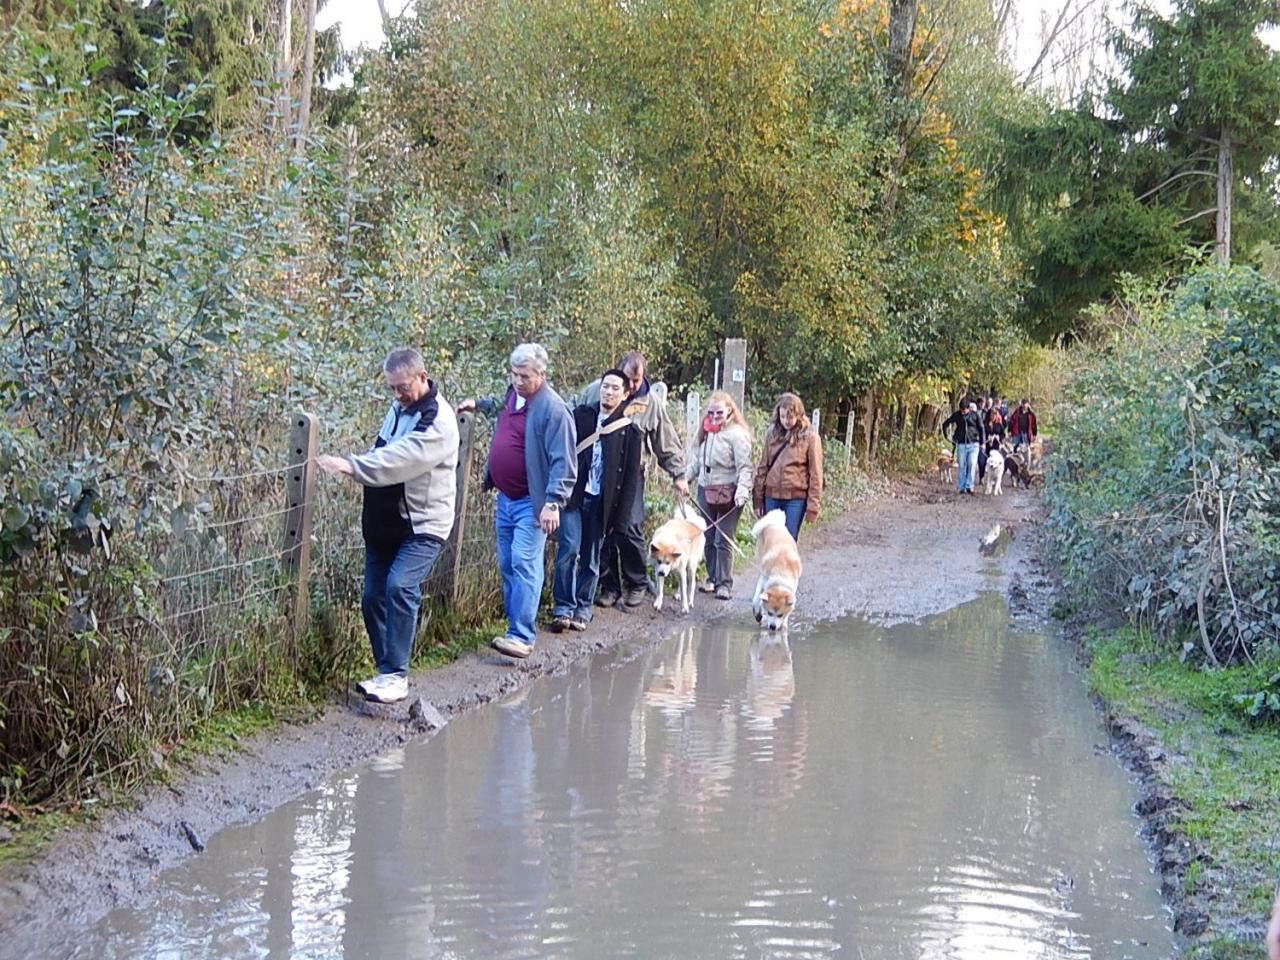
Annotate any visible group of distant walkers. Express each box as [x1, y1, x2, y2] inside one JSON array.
[[317, 343, 824, 703], [940, 394, 1038, 494]]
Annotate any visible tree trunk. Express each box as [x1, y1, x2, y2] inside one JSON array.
[[854, 391, 872, 470], [275, 0, 294, 142], [881, 0, 919, 220], [887, 0, 918, 100], [295, 0, 318, 151], [916, 402, 942, 440], [869, 390, 885, 461], [1216, 124, 1232, 267]]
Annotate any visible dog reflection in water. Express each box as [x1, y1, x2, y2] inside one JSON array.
[[643, 627, 699, 716], [746, 635, 795, 731]]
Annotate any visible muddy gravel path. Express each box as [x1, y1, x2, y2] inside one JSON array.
[[0, 476, 1057, 949]]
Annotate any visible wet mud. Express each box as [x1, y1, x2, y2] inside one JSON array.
[[0, 475, 1117, 951]]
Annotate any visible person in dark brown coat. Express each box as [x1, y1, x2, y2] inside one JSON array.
[[752, 392, 824, 541]]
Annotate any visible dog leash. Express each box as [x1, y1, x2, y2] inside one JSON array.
[[681, 493, 750, 559]]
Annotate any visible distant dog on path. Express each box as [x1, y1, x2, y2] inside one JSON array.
[[984, 447, 1005, 495], [937, 452, 957, 485]]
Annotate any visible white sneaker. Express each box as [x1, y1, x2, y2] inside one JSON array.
[[363, 673, 408, 703], [490, 635, 533, 659], [355, 674, 381, 695]]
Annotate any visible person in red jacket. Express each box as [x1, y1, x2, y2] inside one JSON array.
[[1008, 398, 1038, 452]]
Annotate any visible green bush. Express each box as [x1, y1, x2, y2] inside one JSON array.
[[1047, 266, 1280, 667]]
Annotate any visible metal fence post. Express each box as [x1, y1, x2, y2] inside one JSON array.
[[811, 409, 820, 436], [282, 411, 318, 630]]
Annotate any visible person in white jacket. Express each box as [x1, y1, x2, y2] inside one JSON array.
[[317, 348, 460, 703], [684, 391, 754, 600]]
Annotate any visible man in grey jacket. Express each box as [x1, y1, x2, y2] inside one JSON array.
[[458, 343, 577, 659], [317, 348, 460, 703], [577, 352, 688, 607]]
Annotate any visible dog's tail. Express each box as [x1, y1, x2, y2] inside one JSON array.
[[751, 509, 788, 539]]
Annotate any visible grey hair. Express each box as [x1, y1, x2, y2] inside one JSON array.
[[383, 347, 426, 376], [509, 342, 549, 374]]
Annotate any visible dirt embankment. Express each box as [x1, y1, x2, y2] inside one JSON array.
[[0, 475, 1091, 948]]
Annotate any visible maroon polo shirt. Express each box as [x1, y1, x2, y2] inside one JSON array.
[[489, 391, 530, 499]]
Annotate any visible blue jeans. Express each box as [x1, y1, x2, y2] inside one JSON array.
[[763, 496, 807, 541], [1014, 431, 1030, 450], [957, 442, 979, 492], [496, 492, 548, 644], [362, 534, 444, 676], [551, 496, 603, 621]]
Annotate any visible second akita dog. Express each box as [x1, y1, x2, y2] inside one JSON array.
[[751, 510, 802, 632]]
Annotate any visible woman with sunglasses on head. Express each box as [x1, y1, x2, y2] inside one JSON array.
[[684, 391, 754, 600]]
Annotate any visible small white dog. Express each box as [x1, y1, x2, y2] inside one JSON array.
[[985, 448, 1005, 496], [751, 510, 802, 632], [649, 502, 707, 614]]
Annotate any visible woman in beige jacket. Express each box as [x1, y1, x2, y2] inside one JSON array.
[[752, 392, 823, 541], [685, 391, 754, 599]]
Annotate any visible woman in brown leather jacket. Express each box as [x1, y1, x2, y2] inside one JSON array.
[[752, 393, 823, 541]]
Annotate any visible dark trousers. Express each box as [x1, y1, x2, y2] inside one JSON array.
[[597, 474, 648, 595], [699, 488, 742, 589]]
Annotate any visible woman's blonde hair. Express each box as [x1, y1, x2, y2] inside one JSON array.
[[769, 392, 811, 446], [695, 390, 751, 444]]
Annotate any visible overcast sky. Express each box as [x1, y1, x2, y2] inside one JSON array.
[[318, 0, 1276, 87]]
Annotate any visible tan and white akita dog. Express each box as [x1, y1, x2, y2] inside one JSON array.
[[751, 510, 802, 632], [649, 502, 707, 614]]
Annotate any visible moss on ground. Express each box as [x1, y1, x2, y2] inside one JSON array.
[[1086, 628, 1280, 941]]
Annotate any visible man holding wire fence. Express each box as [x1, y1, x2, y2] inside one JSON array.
[[316, 347, 460, 703]]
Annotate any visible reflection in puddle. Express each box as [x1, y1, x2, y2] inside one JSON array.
[[69, 594, 1171, 959]]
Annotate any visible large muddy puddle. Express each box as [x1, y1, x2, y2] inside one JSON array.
[[68, 593, 1172, 958]]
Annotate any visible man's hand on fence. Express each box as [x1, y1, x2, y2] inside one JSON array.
[[316, 454, 354, 478], [539, 504, 560, 535], [455, 398, 476, 414]]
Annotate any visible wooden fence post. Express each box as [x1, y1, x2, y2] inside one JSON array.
[[723, 338, 747, 413], [685, 391, 700, 459], [437, 410, 476, 604], [844, 406, 855, 464], [281, 411, 318, 630]]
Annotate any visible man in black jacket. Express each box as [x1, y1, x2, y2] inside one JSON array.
[[941, 398, 986, 495], [551, 369, 645, 630]]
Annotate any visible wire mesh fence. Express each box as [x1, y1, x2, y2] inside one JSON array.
[[0, 376, 879, 806]]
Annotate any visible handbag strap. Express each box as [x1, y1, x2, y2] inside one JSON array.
[[575, 415, 632, 455], [763, 436, 788, 478]]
